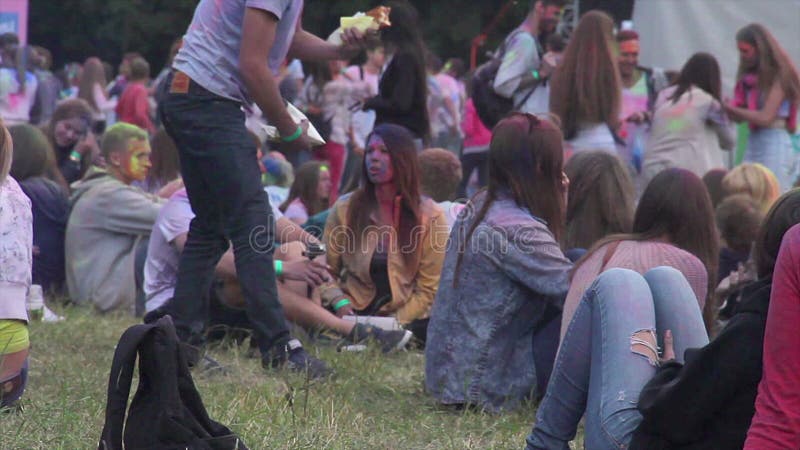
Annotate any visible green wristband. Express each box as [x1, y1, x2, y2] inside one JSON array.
[[274, 259, 283, 277], [69, 150, 82, 162], [531, 69, 541, 81], [333, 298, 351, 311], [281, 125, 303, 143]]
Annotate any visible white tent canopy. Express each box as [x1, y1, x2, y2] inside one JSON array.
[[632, 0, 800, 94]]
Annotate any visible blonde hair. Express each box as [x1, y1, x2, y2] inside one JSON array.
[[0, 118, 12, 185], [722, 163, 781, 212]]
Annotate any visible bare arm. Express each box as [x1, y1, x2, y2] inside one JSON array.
[[239, 8, 301, 138], [275, 216, 320, 246], [725, 83, 786, 127], [289, 29, 347, 61]]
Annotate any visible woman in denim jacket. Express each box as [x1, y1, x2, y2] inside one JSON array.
[[425, 114, 572, 413]]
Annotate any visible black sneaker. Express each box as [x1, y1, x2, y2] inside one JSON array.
[[266, 339, 332, 379], [343, 323, 413, 354]]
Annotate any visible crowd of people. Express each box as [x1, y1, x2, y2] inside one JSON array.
[[2, 0, 800, 448]]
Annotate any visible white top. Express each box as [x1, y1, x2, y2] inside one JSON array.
[[91, 83, 118, 121], [144, 189, 283, 311], [0, 69, 38, 126], [173, 0, 303, 103], [0, 177, 32, 321], [567, 123, 616, 155], [643, 85, 735, 182]]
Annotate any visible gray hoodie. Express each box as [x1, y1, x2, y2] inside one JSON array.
[[65, 167, 164, 313]]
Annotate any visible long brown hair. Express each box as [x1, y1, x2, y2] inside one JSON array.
[[9, 124, 69, 191], [347, 124, 422, 265], [669, 52, 722, 103], [77, 57, 108, 113], [146, 128, 181, 191], [753, 189, 800, 278], [736, 23, 800, 103], [549, 10, 621, 140], [575, 168, 719, 330], [280, 160, 329, 217], [454, 113, 566, 284], [564, 151, 634, 250], [43, 98, 94, 180]]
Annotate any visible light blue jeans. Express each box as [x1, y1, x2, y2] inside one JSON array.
[[525, 267, 708, 450], [745, 128, 793, 191]]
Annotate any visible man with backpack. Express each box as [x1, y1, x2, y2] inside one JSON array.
[[492, 0, 564, 115], [154, 0, 369, 380]]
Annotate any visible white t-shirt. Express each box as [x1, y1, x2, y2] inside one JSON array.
[[344, 65, 379, 149], [0, 68, 38, 126], [173, 0, 303, 104], [144, 189, 283, 311]]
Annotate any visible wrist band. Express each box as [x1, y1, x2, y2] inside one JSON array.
[[531, 70, 541, 81], [281, 125, 303, 143], [274, 260, 283, 277], [69, 150, 82, 162], [333, 298, 351, 311]]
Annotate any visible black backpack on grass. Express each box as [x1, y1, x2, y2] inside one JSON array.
[[98, 316, 248, 450]]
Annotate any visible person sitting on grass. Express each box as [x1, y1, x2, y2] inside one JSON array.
[[279, 161, 331, 226], [321, 124, 449, 345], [65, 123, 180, 314], [418, 147, 464, 230], [627, 188, 800, 450], [526, 168, 720, 450], [425, 114, 573, 413], [722, 162, 780, 212], [715, 194, 763, 283], [9, 124, 70, 294], [144, 188, 413, 355], [0, 118, 33, 410]]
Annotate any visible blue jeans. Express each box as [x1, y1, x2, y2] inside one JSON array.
[[745, 128, 793, 191], [526, 267, 708, 450], [158, 72, 289, 356]]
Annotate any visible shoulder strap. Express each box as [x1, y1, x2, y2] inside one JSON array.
[[600, 241, 622, 272], [98, 322, 159, 450], [359, 65, 364, 81]]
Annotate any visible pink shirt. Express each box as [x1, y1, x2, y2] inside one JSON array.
[[461, 99, 492, 150], [560, 240, 708, 342], [745, 224, 800, 449]]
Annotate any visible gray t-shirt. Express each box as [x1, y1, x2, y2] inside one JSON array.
[[173, 0, 303, 104], [492, 28, 542, 114]]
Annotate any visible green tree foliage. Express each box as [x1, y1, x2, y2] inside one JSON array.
[[30, 0, 528, 73]]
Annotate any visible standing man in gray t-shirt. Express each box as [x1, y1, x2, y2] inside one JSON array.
[[493, 0, 564, 114], [153, 0, 368, 378]]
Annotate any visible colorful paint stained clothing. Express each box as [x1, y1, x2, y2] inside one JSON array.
[[65, 167, 164, 313], [173, 0, 303, 104], [319, 193, 448, 324], [642, 85, 735, 187], [0, 176, 32, 322], [493, 28, 542, 114]]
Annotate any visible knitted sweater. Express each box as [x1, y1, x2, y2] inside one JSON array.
[[561, 240, 708, 342]]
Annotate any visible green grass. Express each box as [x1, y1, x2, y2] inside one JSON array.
[[0, 307, 584, 449]]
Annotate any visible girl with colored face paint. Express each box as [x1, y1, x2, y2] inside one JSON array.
[[724, 23, 800, 191], [318, 124, 449, 343], [364, 134, 394, 186]]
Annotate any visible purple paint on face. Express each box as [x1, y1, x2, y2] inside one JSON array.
[[365, 135, 394, 185]]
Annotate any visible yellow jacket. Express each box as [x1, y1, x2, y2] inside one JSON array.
[[320, 194, 449, 324]]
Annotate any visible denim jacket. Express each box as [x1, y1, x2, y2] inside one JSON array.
[[425, 192, 572, 412]]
